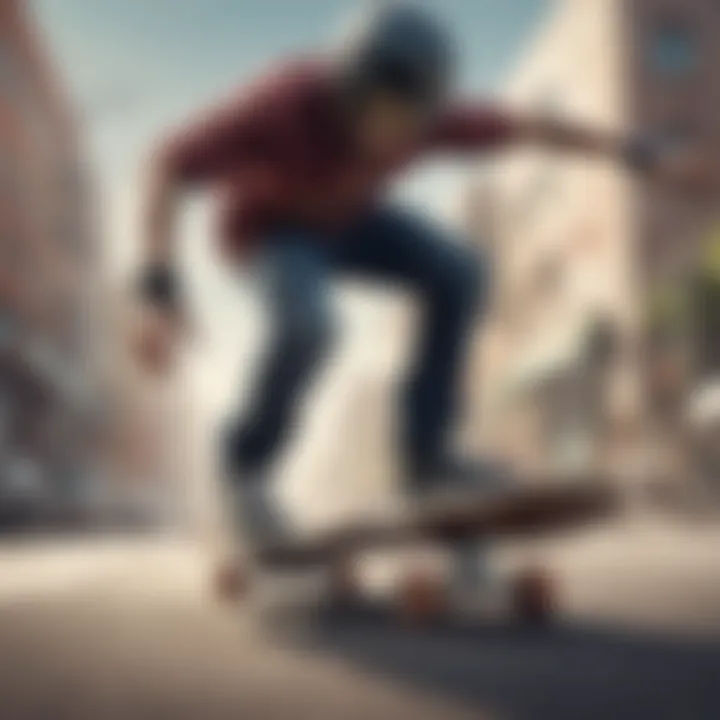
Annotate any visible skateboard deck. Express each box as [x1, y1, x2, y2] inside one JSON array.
[[252, 475, 615, 569], [213, 475, 616, 625]]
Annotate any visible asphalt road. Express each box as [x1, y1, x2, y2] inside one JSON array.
[[2, 518, 720, 720]]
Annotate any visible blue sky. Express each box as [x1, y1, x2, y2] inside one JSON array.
[[34, 0, 548, 196]]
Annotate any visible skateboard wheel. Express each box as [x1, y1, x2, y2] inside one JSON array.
[[396, 569, 447, 624], [213, 559, 249, 601], [511, 567, 555, 626]]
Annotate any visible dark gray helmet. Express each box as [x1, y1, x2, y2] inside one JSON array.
[[335, 2, 456, 114]]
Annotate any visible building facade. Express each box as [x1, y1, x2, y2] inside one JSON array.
[[472, 0, 720, 480], [0, 0, 99, 526]]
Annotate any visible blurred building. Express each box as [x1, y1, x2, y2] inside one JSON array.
[[471, 0, 720, 480], [0, 0, 100, 527]]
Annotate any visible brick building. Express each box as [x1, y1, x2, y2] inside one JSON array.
[[472, 0, 720, 480], [0, 0, 99, 526]]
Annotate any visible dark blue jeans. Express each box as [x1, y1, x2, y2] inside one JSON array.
[[224, 206, 488, 478]]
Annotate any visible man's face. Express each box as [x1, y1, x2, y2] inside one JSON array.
[[354, 91, 428, 158]]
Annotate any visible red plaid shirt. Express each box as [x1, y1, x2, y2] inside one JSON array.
[[161, 57, 516, 258]]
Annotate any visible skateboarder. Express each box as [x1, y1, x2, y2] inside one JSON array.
[[135, 2, 712, 552]]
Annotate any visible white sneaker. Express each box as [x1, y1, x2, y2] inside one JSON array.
[[225, 477, 293, 557], [405, 458, 511, 518]]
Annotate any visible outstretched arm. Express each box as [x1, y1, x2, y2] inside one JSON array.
[[519, 114, 716, 191], [434, 103, 716, 190], [434, 103, 635, 160], [513, 115, 625, 158]]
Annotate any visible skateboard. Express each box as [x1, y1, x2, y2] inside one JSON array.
[[212, 475, 616, 627]]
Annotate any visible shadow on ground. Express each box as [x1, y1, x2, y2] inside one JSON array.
[[273, 608, 720, 720]]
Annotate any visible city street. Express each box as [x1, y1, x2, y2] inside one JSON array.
[[2, 518, 720, 720], [3, 2, 720, 719]]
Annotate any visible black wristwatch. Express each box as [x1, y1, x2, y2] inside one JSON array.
[[137, 265, 181, 311]]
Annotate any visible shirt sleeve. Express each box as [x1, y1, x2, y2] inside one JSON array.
[[429, 102, 519, 152], [158, 68, 295, 184]]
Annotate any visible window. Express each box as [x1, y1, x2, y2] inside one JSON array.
[[650, 21, 697, 77], [0, 42, 23, 97]]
